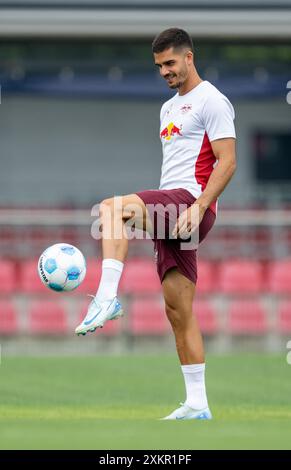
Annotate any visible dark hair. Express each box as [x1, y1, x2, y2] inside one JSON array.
[[152, 28, 193, 54]]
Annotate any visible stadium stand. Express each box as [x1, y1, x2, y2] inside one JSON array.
[[129, 297, 170, 335], [0, 260, 16, 294], [196, 260, 216, 295], [0, 300, 18, 335], [20, 259, 47, 293], [120, 258, 160, 294], [267, 260, 291, 294], [277, 301, 291, 334], [227, 300, 268, 335], [219, 260, 264, 294], [77, 259, 102, 294], [28, 300, 67, 335], [193, 300, 219, 335]]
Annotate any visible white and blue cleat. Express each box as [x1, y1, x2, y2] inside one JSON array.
[[75, 295, 124, 336], [161, 403, 213, 420]]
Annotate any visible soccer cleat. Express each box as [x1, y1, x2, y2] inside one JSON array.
[[160, 402, 213, 420], [75, 295, 124, 336]]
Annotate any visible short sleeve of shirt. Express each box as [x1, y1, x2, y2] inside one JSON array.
[[202, 94, 236, 142]]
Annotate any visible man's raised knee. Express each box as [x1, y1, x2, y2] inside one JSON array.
[[99, 198, 118, 220], [100, 197, 114, 209]]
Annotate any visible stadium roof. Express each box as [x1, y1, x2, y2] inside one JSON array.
[[0, 0, 290, 6], [0, 1, 290, 38]]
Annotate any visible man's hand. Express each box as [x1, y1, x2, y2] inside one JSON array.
[[173, 138, 236, 239], [172, 202, 206, 239]]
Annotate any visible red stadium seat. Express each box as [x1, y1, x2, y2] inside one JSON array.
[[196, 260, 215, 294], [219, 260, 263, 294], [28, 300, 67, 335], [277, 301, 291, 333], [193, 300, 218, 335], [129, 297, 169, 335], [77, 300, 122, 335], [20, 259, 47, 293], [77, 259, 102, 293], [0, 300, 18, 335], [228, 300, 268, 335], [120, 258, 160, 294], [0, 260, 16, 294], [267, 261, 291, 294]]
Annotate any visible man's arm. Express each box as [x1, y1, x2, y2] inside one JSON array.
[[195, 137, 236, 212], [172, 137, 236, 238]]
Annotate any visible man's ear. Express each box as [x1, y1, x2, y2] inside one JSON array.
[[186, 50, 193, 65]]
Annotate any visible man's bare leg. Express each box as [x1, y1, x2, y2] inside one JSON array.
[[162, 267, 204, 364], [75, 193, 152, 335], [99, 194, 152, 262], [161, 267, 210, 417]]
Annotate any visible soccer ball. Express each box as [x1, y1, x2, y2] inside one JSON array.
[[38, 243, 86, 292]]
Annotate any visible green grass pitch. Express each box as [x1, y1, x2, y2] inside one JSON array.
[[0, 353, 290, 449]]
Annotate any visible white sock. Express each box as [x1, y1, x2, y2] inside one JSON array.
[[95, 258, 124, 302], [181, 363, 209, 410]]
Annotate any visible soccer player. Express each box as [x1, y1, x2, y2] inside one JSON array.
[[76, 28, 236, 420]]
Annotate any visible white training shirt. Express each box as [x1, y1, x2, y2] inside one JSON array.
[[159, 80, 236, 213]]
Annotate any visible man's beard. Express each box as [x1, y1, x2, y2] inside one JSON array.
[[166, 72, 186, 89], [168, 80, 182, 89]]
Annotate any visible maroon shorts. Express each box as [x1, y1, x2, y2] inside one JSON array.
[[136, 188, 216, 284]]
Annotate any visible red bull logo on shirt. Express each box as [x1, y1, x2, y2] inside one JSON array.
[[160, 122, 182, 141]]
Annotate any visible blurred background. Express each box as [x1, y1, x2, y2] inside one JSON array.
[[1, 0, 291, 355]]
